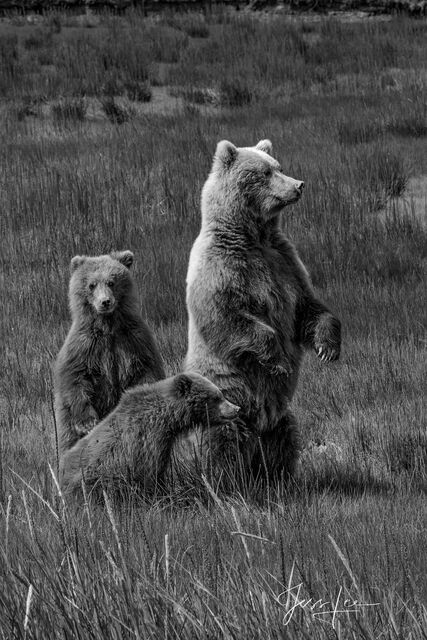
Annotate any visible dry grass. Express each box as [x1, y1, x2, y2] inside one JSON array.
[[0, 10, 426, 639]]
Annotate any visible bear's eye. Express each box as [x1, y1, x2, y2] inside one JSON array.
[[107, 280, 114, 288], [264, 167, 272, 178], [88, 282, 96, 291]]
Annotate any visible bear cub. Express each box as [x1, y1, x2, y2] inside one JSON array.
[[54, 250, 165, 454], [59, 372, 240, 498]]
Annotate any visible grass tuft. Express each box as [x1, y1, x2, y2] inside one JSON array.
[[101, 71, 126, 97], [46, 12, 62, 35], [165, 12, 210, 38], [147, 25, 189, 63], [124, 79, 152, 102], [387, 114, 427, 137], [51, 97, 87, 124], [219, 78, 255, 107], [100, 96, 134, 124], [337, 118, 384, 145], [23, 28, 53, 51]]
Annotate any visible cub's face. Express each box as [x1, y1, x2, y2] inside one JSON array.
[[69, 250, 134, 316], [208, 139, 304, 219], [172, 373, 240, 425]]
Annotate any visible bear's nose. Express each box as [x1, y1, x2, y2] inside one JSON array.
[[220, 400, 240, 418], [101, 299, 111, 308], [296, 181, 305, 193]]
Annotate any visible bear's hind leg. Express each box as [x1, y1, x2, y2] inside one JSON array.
[[250, 411, 302, 482]]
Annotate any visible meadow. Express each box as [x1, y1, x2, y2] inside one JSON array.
[[0, 8, 426, 638]]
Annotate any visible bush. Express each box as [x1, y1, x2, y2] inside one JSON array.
[[219, 78, 255, 107], [0, 34, 20, 93], [51, 98, 87, 124], [376, 150, 409, 197], [146, 26, 189, 64], [100, 96, 133, 124], [15, 94, 44, 121], [337, 118, 384, 145], [386, 431, 427, 474], [124, 80, 152, 102], [23, 28, 52, 51], [0, 33, 19, 62], [46, 12, 62, 35], [353, 146, 410, 209], [181, 86, 219, 106], [166, 13, 210, 39], [102, 71, 126, 97], [386, 114, 427, 137]]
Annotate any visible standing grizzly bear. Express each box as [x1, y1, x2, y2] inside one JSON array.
[[184, 139, 341, 480], [54, 250, 165, 454], [59, 372, 240, 498]]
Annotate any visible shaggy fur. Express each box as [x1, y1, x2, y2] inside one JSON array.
[[59, 372, 240, 497], [184, 139, 341, 480], [54, 251, 165, 454]]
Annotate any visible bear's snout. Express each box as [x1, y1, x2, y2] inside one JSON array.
[[98, 295, 115, 313], [219, 400, 240, 419], [291, 180, 304, 200], [93, 286, 116, 314]]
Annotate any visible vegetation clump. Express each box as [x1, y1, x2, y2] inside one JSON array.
[[100, 95, 134, 124], [124, 79, 152, 102], [51, 97, 87, 123], [219, 78, 255, 107]]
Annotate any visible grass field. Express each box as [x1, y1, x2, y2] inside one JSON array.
[[0, 9, 426, 639]]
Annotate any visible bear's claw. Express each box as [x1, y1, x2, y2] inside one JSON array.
[[314, 314, 341, 363], [316, 345, 339, 362], [74, 423, 92, 437], [269, 363, 292, 376]]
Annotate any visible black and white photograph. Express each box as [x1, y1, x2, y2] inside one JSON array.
[[0, 0, 426, 637]]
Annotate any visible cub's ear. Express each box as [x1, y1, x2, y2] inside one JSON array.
[[255, 139, 273, 155], [174, 374, 193, 397], [70, 256, 86, 272], [111, 250, 134, 269], [214, 140, 237, 170]]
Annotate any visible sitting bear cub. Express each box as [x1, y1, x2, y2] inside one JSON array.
[[54, 250, 165, 454], [185, 139, 341, 481], [59, 372, 240, 497]]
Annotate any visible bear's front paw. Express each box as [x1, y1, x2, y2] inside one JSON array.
[[314, 314, 341, 363], [268, 362, 292, 376], [257, 352, 290, 376], [223, 419, 251, 440], [84, 405, 99, 421], [74, 406, 99, 437], [74, 422, 92, 437]]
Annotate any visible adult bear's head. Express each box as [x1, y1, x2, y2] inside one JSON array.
[[202, 139, 304, 225]]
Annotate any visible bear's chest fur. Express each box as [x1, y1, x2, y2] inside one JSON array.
[[247, 241, 298, 339], [84, 330, 134, 418]]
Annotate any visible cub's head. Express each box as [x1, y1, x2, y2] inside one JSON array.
[[203, 139, 304, 221], [69, 250, 134, 317], [163, 372, 240, 426]]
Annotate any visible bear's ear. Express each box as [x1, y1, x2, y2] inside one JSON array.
[[214, 140, 237, 170], [174, 373, 193, 397], [70, 256, 86, 272], [255, 139, 273, 155], [111, 250, 134, 269]]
